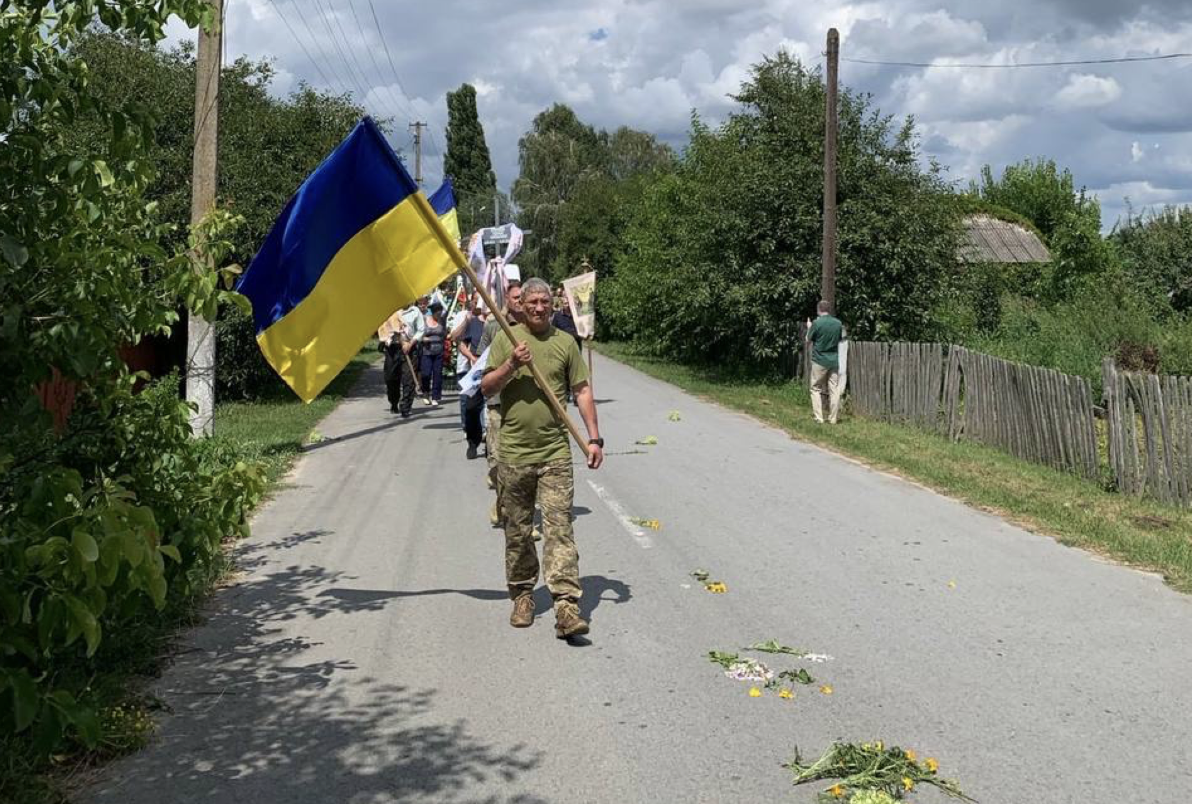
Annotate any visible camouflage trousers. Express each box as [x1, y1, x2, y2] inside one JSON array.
[[486, 406, 502, 518], [498, 458, 580, 605]]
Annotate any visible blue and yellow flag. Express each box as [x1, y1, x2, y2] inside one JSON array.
[[238, 117, 457, 402], [428, 177, 461, 242]]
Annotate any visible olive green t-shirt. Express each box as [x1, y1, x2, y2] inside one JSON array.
[[485, 324, 589, 464], [807, 314, 843, 370]]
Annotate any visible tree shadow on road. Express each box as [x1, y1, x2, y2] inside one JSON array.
[[81, 552, 544, 804]]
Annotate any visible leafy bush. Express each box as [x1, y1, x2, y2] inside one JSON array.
[[604, 51, 960, 367], [0, 378, 263, 751], [964, 277, 1192, 393], [0, 0, 263, 755]]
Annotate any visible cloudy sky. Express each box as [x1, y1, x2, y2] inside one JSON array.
[[168, 0, 1192, 230]]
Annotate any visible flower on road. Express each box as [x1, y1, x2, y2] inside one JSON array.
[[778, 688, 794, 700], [925, 757, 939, 773], [748, 687, 762, 697], [819, 684, 834, 695]]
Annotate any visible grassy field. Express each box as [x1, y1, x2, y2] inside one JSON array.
[[212, 348, 378, 487], [596, 342, 1192, 594]]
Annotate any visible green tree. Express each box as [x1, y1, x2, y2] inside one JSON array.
[[604, 51, 960, 364], [511, 104, 608, 279], [555, 128, 674, 281], [971, 158, 1114, 301], [1, 1, 260, 754], [444, 83, 496, 235], [1112, 205, 1192, 314], [66, 31, 366, 399]]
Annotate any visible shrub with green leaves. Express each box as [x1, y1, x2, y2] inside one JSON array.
[[0, 0, 262, 754], [604, 51, 961, 366]]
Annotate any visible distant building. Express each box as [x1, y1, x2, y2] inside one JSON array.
[[958, 214, 1051, 263]]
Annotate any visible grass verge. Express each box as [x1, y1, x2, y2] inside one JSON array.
[[0, 350, 378, 804], [211, 348, 378, 486], [596, 342, 1192, 594]]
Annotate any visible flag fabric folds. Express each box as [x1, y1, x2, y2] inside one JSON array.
[[237, 117, 457, 403], [428, 177, 461, 242]]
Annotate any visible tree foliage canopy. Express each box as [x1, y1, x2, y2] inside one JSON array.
[[444, 83, 496, 235], [603, 51, 960, 365], [65, 30, 366, 399]]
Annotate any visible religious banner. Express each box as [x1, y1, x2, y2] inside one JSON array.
[[562, 270, 596, 339]]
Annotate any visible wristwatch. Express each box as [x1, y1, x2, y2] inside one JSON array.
[[588, 438, 604, 448]]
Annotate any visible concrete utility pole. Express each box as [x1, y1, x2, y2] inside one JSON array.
[[821, 27, 839, 314], [187, 0, 222, 437], [409, 121, 425, 185]]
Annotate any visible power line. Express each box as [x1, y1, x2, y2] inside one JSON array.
[[367, 0, 415, 105], [348, 0, 414, 122], [843, 52, 1192, 69], [264, 0, 339, 94], [285, 0, 352, 96], [308, 0, 373, 102]]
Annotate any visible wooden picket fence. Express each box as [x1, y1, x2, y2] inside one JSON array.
[[847, 342, 1099, 480], [1102, 359, 1192, 507], [956, 346, 1099, 480]]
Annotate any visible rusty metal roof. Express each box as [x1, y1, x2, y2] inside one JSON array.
[[958, 214, 1051, 263]]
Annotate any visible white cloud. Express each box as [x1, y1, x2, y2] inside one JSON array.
[[147, 0, 1192, 227], [1055, 73, 1122, 109]]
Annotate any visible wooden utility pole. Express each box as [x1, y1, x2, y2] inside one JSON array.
[[409, 121, 425, 185], [821, 27, 839, 314], [187, 0, 222, 437]]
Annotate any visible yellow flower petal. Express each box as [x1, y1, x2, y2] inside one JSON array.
[[819, 685, 833, 695], [925, 757, 939, 773], [904, 748, 917, 762], [778, 688, 794, 700], [948, 579, 957, 589], [748, 687, 762, 697], [902, 777, 915, 791], [828, 784, 845, 799]]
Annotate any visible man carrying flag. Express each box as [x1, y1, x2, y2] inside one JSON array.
[[237, 117, 455, 403], [481, 277, 603, 640]]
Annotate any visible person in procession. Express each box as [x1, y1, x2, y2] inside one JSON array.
[[377, 296, 427, 417], [450, 293, 487, 458], [806, 299, 844, 425], [481, 277, 604, 639], [420, 301, 447, 406], [478, 281, 522, 526]]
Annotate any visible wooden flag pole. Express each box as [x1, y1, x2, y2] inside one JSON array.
[[414, 196, 591, 459], [402, 346, 424, 396]]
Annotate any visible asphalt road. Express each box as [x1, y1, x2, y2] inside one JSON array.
[[83, 354, 1192, 803]]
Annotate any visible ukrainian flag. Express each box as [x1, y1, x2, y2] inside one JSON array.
[[238, 117, 458, 402], [429, 177, 461, 242]]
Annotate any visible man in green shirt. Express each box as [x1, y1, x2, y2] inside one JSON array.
[[482, 278, 604, 639], [806, 300, 844, 424]]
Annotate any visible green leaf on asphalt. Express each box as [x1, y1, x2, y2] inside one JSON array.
[[746, 640, 808, 657]]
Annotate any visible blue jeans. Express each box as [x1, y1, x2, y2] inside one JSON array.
[[420, 352, 444, 401]]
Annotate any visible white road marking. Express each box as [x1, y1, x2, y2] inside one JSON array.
[[587, 480, 653, 549]]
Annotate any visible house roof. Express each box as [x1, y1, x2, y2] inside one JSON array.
[[958, 214, 1051, 263]]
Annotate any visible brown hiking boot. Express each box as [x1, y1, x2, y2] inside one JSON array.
[[510, 596, 534, 628], [554, 603, 589, 639]]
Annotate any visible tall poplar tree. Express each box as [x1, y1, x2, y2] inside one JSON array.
[[444, 83, 496, 234]]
